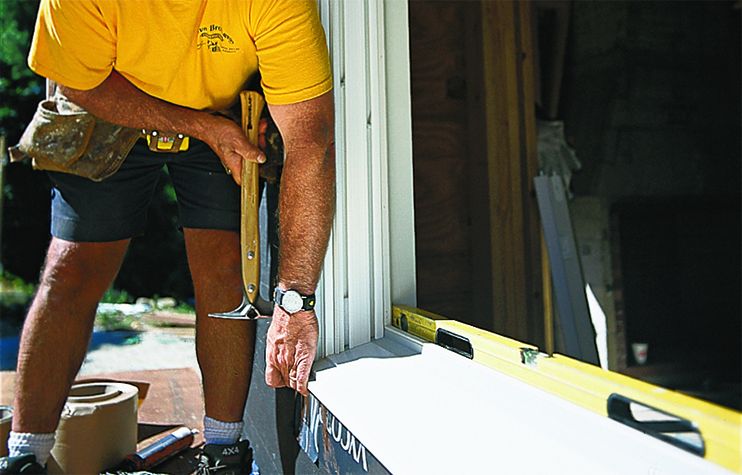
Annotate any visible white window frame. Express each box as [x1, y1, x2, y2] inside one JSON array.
[[316, 0, 416, 358]]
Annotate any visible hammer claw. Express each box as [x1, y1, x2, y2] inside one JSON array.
[[208, 294, 260, 320]]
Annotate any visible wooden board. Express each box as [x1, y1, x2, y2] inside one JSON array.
[[409, 1, 479, 324], [409, 1, 544, 341], [478, 0, 544, 345]]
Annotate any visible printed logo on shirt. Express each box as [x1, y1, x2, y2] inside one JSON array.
[[197, 24, 240, 53]]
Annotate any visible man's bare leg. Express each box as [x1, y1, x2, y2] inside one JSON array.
[[12, 238, 130, 433], [184, 228, 255, 423]]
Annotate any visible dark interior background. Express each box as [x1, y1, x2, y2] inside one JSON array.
[[409, 0, 740, 408]]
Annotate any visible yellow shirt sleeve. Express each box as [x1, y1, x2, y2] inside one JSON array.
[[249, 0, 333, 105], [28, 0, 115, 90]]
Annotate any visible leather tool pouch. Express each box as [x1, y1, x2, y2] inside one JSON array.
[[8, 90, 140, 182]]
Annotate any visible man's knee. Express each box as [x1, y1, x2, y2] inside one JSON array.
[[184, 229, 241, 283], [38, 238, 129, 299]]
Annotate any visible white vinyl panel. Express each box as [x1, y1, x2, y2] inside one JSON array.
[[317, 0, 349, 358], [329, 0, 348, 356], [343, 0, 373, 348], [367, 0, 390, 339], [316, 238, 334, 358], [383, 0, 417, 309], [316, 0, 332, 358]]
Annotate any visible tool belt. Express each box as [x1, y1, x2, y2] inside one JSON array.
[[8, 89, 284, 183], [8, 89, 140, 181]]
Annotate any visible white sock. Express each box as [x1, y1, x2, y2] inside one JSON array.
[[7, 432, 55, 465], [203, 416, 243, 446]]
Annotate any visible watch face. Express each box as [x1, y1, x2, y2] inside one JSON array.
[[281, 290, 304, 313]]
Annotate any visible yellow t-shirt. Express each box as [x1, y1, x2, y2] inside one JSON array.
[[28, 0, 333, 110]]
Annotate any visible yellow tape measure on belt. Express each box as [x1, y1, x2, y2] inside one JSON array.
[[142, 130, 190, 152]]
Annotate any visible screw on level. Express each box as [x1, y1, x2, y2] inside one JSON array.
[[247, 284, 256, 293], [247, 251, 255, 260]]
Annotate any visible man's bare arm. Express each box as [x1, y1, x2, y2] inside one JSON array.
[[59, 70, 264, 183], [264, 90, 335, 396], [269, 91, 335, 295]]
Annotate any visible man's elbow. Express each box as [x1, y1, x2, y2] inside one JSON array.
[[318, 122, 335, 165], [300, 105, 334, 154], [288, 117, 335, 165], [56, 83, 101, 111], [57, 70, 119, 107], [285, 135, 334, 170]]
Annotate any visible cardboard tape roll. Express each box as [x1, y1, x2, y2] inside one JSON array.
[[48, 382, 138, 474]]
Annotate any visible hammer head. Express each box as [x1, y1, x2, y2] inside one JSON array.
[[208, 294, 273, 320]]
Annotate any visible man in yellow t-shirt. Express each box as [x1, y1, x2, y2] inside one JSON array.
[[3, 1, 335, 473]]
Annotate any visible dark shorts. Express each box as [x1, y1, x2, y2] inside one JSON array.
[[49, 139, 241, 242]]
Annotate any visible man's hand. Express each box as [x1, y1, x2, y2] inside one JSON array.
[[60, 70, 266, 185], [205, 115, 266, 185], [265, 306, 319, 396]]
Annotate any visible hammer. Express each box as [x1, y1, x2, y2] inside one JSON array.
[[209, 91, 273, 319]]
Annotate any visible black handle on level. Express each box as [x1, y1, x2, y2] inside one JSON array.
[[435, 328, 474, 359], [607, 394, 705, 457]]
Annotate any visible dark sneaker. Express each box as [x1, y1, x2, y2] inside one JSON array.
[[0, 454, 46, 474], [197, 440, 259, 475]]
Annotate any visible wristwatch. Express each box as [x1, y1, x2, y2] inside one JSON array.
[[274, 288, 316, 314]]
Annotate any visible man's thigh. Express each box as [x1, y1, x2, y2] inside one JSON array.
[[166, 140, 240, 232]]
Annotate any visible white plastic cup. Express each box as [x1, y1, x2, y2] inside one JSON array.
[[631, 342, 649, 365]]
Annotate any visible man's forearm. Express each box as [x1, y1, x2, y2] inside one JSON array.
[[268, 92, 336, 295], [277, 142, 335, 295], [59, 70, 218, 142]]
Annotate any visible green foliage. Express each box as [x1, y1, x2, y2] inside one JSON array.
[[162, 169, 178, 203], [93, 309, 141, 333], [0, 0, 43, 141], [0, 269, 36, 297], [171, 302, 196, 314], [0, 271, 35, 333], [100, 287, 134, 304], [1, 0, 50, 290], [0, 270, 34, 305]]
